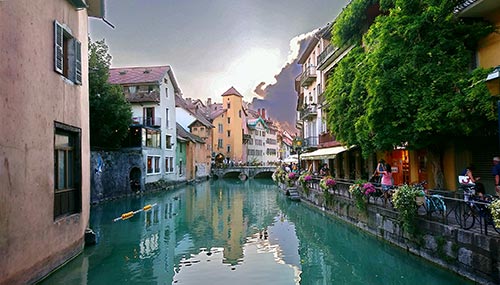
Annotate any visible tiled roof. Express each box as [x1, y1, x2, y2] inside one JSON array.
[[221, 86, 243, 97], [109, 66, 170, 85], [210, 108, 226, 120], [176, 123, 205, 143], [247, 117, 268, 130]]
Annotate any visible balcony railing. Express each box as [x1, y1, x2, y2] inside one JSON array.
[[454, 0, 479, 13], [132, 116, 162, 128], [300, 65, 317, 87], [305, 136, 319, 148], [317, 45, 338, 69], [300, 104, 317, 120]]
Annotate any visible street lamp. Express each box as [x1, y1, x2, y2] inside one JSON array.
[[293, 137, 304, 171]]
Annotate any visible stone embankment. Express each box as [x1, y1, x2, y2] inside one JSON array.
[[280, 181, 500, 285]]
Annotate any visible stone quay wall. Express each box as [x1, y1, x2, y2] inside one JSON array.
[[289, 183, 500, 285]]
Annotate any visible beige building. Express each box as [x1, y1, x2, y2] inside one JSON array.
[[211, 87, 246, 163], [0, 0, 104, 283]]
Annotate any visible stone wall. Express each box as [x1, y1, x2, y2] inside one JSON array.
[[296, 185, 500, 285], [90, 150, 144, 203]]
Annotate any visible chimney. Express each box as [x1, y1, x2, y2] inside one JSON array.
[[261, 108, 266, 120], [257, 108, 261, 116], [207, 98, 212, 105]]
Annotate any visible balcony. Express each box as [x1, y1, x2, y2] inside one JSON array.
[[300, 66, 317, 87], [305, 136, 319, 148], [317, 45, 338, 70], [300, 104, 317, 120], [132, 116, 162, 128]]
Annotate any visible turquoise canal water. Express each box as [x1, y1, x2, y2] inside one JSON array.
[[40, 179, 472, 285]]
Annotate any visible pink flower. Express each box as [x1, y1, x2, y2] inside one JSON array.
[[363, 183, 376, 196], [288, 172, 297, 179], [326, 178, 336, 187], [304, 174, 312, 182]]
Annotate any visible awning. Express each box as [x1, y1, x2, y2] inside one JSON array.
[[301, 146, 350, 160], [283, 154, 298, 163]]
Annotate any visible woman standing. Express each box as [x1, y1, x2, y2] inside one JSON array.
[[380, 163, 393, 206]]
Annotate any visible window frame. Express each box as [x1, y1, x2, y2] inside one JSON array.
[[54, 122, 81, 219], [54, 20, 81, 85]]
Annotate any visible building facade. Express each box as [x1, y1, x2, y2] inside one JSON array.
[[211, 87, 246, 163], [0, 0, 104, 283], [109, 66, 180, 183]]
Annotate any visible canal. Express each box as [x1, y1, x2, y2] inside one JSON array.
[[39, 179, 472, 284]]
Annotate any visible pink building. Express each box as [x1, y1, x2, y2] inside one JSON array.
[[0, 0, 104, 283]]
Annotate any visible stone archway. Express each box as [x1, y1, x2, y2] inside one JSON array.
[[129, 167, 142, 192]]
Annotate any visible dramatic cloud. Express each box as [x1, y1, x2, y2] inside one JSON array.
[[250, 33, 313, 130]]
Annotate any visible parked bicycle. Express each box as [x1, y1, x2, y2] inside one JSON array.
[[413, 181, 446, 218], [454, 184, 500, 234]]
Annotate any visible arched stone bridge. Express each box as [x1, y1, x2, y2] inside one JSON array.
[[211, 166, 276, 180]]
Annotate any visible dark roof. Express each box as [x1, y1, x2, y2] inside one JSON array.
[[221, 86, 243, 97], [176, 123, 205, 143]]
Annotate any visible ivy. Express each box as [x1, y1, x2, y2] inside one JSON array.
[[326, 0, 496, 156]]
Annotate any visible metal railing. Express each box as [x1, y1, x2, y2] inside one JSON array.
[[300, 66, 317, 87], [317, 45, 338, 67], [289, 178, 500, 236], [131, 116, 162, 127]]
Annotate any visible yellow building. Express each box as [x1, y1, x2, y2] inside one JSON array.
[[211, 87, 246, 163]]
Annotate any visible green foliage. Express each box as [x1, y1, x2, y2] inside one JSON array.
[[326, 0, 496, 156], [392, 184, 424, 235], [332, 0, 378, 47], [89, 39, 132, 149]]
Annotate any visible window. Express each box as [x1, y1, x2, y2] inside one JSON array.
[[218, 139, 223, 149], [143, 107, 155, 126], [239, 110, 242, 118], [193, 127, 198, 131], [227, 102, 231, 109], [218, 123, 223, 133], [200, 127, 204, 132], [227, 130, 231, 137], [227, 145, 231, 153], [165, 108, 169, 128], [54, 21, 81, 84], [165, 157, 174, 173], [166, 135, 172, 149], [128, 86, 137, 93], [227, 117, 231, 124], [165, 87, 169, 98], [54, 122, 81, 219], [147, 156, 160, 174], [145, 129, 161, 148]]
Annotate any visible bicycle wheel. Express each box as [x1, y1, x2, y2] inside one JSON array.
[[454, 202, 475, 229]]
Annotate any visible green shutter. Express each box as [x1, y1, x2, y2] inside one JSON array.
[[74, 40, 82, 84], [54, 21, 63, 74]]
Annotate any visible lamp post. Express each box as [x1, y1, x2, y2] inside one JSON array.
[[293, 137, 304, 171]]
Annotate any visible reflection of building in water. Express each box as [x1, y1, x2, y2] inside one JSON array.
[[212, 189, 245, 264]]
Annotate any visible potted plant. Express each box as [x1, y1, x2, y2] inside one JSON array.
[[392, 184, 423, 235], [489, 199, 500, 228], [320, 176, 336, 191], [285, 172, 298, 187], [298, 172, 313, 195]]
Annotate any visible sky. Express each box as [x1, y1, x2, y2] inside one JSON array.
[[89, 0, 349, 126]]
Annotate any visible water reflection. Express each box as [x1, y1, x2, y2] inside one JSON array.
[[39, 179, 472, 285]]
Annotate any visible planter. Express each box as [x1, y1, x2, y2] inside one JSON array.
[[416, 196, 425, 206]]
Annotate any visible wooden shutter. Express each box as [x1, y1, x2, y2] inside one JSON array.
[[74, 40, 82, 84], [54, 21, 63, 74]]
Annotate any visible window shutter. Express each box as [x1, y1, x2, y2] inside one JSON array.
[[74, 40, 82, 85], [54, 21, 63, 74]]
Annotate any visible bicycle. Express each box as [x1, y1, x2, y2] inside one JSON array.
[[454, 184, 500, 234], [413, 181, 446, 219]]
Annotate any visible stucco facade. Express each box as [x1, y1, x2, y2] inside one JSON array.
[[212, 87, 246, 163], [0, 0, 101, 283]]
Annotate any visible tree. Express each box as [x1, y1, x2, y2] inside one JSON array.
[[325, 0, 496, 187], [89, 39, 132, 149]]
